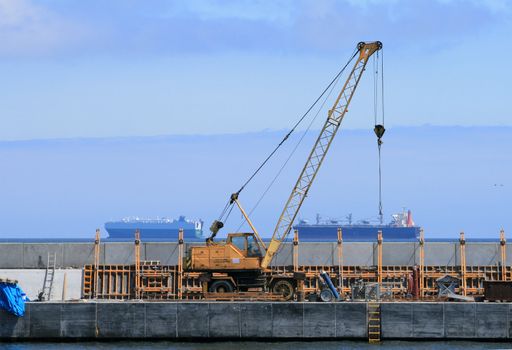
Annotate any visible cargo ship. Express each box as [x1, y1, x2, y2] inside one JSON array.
[[104, 216, 203, 240], [294, 209, 420, 241]]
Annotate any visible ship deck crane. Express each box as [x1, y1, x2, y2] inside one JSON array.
[[187, 41, 383, 297]]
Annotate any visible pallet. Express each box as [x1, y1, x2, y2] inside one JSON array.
[[0, 278, 18, 285]]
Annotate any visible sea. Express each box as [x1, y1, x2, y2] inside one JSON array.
[[0, 341, 510, 350]]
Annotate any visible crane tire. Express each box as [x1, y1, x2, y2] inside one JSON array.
[[272, 280, 294, 301], [209, 280, 234, 293]]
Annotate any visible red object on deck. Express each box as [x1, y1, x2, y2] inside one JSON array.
[[407, 210, 414, 227]]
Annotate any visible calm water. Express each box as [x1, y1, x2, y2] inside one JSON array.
[[0, 341, 511, 350]]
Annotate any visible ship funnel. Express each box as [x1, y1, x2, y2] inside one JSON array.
[[407, 210, 414, 227]]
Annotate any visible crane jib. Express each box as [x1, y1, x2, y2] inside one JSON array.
[[261, 41, 382, 269]]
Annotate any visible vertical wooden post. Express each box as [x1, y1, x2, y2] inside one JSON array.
[[419, 228, 425, 299], [293, 229, 304, 300], [178, 228, 184, 299], [134, 229, 141, 299], [377, 230, 383, 285], [337, 228, 344, 295], [93, 228, 101, 299], [293, 229, 299, 272], [459, 231, 466, 296], [500, 229, 506, 281], [62, 272, 68, 301]]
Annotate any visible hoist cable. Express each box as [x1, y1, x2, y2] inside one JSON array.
[[218, 199, 231, 221], [381, 49, 385, 126], [378, 141, 383, 223], [234, 48, 359, 197], [235, 61, 345, 233], [218, 47, 358, 228], [373, 54, 378, 126], [375, 49, 385, 224]]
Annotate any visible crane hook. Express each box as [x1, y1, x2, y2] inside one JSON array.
[[374, 124, 385, 143]]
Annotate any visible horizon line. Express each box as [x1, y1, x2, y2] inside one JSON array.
[[1, 124, 511, 144]]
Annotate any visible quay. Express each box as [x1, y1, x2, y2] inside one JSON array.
[[2, 234, 512, 341], [1, 301, 511, 340]]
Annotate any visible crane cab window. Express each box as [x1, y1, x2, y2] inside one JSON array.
[[247, 235, 262, 257], [231, 236, 246, 252]]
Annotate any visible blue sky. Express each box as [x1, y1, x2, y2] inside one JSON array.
[[0, 1, 511, 239], [1, 0, 511, 140], [0, 127, 510, 238]]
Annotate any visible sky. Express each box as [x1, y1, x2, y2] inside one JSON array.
[[1, 0, 512, 140], [0, 127, 510, 239], [0, 1, 511, 239]]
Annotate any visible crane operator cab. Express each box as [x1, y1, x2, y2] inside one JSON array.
[[188, 232, 264, 271], [231, 233, 263, 257]]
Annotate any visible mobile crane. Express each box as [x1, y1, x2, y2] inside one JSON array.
[[187, 41, 383, 300]]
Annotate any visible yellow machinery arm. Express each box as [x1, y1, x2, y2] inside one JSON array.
[[261, 41, 382, 269]]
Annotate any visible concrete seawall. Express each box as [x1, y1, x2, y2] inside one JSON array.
[[1, 302, 511, 340], [1, 241, 511, 268]]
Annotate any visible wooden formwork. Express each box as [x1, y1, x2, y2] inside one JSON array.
[[83, 228, 510, 301], [83, 263, 511, 300]]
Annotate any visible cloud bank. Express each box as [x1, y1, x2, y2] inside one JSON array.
[[0, 0, 510, 58]]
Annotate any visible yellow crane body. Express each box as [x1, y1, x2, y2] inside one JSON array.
[[187, 41, 382, 297]]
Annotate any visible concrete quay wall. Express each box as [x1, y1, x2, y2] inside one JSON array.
[[1, 301, 511, 340], [1, 241, 511, 269]]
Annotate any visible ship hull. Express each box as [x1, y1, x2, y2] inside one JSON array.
[[293, 224, 420, 242], [105, 222, 202, 240]]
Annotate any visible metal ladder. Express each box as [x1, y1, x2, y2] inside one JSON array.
[[40, 252, 56, 301], [368, 302, 381, 343]]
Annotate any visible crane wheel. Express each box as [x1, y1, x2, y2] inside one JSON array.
[[209, 280, 234, 293], [272, 280, 294, 301]]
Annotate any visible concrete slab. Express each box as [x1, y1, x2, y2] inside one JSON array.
[[30, 303, 62, 338], [23, 244, 64, 268], [464, 243, 499, 266], [381, 302, 413, 338], [0, 269, 44, 301], [96, 302, 145, 338], [271, 243, 293, 266], [240, 302, 272, 338], [303, 303, 335, 338], [444, 303, 476, 338], [144, 243, 179, 265], [177, 303, 209, 338], [412, 303, 444, 338], [506, 245, 512, 266], [104, 243, 138, 265], [381, 243, 416, 266], [0, 303, 30, 338], [209, 303, 241, 338], [298, 243, 334, 266], [335, 302, 367, 338], [62, 244, 96, 268], [423, 243, 456, 266], [60, 303, 96, 338], [475, 303, 508, 338], [343, 243, 373, 266], [0, 269, 82, 301], [0, 244, 24, 268], [145, 302, 177, 338], [272, 302, 303, 338]]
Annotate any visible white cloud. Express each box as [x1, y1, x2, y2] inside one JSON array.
[[165, 0, 297, 23], [0, 0, 90, 57]]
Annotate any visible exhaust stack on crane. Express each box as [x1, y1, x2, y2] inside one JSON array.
[[187, 41, 383, 298]]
